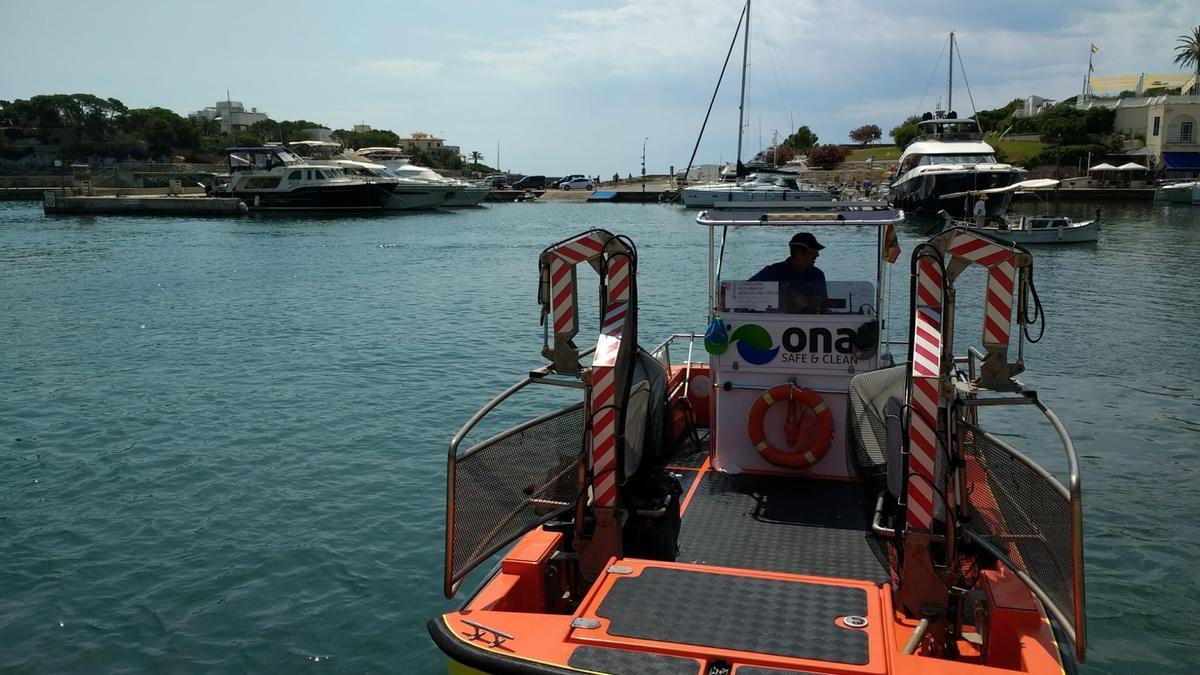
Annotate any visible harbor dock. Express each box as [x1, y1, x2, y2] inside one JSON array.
[[41, 191, 248, 216]]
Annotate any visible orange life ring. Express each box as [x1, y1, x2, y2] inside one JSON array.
[[747, 384, 835, 468]]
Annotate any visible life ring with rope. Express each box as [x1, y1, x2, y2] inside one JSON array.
[[747, 384, 835, 469]]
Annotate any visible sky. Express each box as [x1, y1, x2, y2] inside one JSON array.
[[0, 1, 1194, 176]]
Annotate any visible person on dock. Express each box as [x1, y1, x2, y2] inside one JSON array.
[[973, 194, 987, 227], [749, 232, 828, 312]]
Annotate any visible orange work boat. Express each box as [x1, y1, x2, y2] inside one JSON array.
[[429, 203, 1086, 675]]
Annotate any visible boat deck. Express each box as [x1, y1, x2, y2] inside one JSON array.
[[668, 434, 891, 584]]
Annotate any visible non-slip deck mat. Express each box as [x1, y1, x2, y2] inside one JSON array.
[[567, 645, 702, 675], [666, 431, 710, 469], [729, 662, 825, 667], [672, 469, 699, 496], [678, 473, 890, 583], [595, 567, 869, 665]]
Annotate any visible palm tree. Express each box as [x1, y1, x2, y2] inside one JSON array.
[[1174, 25, 1200, 95], [468, 150, 483, 172]]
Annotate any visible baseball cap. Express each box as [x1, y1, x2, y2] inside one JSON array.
[[788, 232, 825, 251]]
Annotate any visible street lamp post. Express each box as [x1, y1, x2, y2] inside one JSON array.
[[1055, 134, 1062, 180], [641, 137, 648, 194]]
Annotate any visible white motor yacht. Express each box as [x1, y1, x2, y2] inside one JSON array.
[[216, 146, 396, 211], [681, 172, 830, 208], [1157, 181, 1200, 204], [391, 165, 491, 207], [329, 160, 455, 210], [352, 147, 412, 171], [888, 34, 1025, 219]]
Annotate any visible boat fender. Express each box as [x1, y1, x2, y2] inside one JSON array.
[[746, 384, 835, 469]]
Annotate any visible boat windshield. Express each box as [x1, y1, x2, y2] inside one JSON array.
[[721, 279, 875, 315], [920, 154, 995, 166]]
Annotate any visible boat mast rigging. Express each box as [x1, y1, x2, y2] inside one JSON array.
[[735, 0, 750, 171], [947, 31, 954, 113]]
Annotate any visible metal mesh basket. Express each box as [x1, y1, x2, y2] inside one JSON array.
[[959, 422, 1076, 627], [846, 365, 907, 493], [449, 403, 584, 590]]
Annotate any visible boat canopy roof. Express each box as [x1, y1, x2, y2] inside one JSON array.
[[330, 159, 389, 171], [226, 146, 289, 154], [939, 178, 1060, 200], [289, 140, 342, 147], [918, 117, 976, 126], [901, 140, 996, 156]]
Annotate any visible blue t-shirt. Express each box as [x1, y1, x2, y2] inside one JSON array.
[[749, 261, 828, 311]]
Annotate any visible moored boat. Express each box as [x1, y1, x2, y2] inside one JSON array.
[[328, 159, 456, 210], [888, 34, 1026, 219], [1156, 180, 1200, 204], [215, 146, 395, 211], [681, 172, 831, 208], [939, 180, 1101, 244], [429, 203, 1087, 674], [390, 164, 491, 207]]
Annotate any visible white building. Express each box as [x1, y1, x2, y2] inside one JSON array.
[[189, 99, 269, 134], [1080, 95, 1200, 177], [1013, 95, 1055, 118]]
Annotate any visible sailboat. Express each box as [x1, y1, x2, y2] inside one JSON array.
[[680, 0, 830, 208], [888, 33, 1026, 219]]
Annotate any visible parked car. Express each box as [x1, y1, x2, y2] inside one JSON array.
[[483, 174, 509, 187], [558, 177, 594, 191], [511, 175, 547, 189]]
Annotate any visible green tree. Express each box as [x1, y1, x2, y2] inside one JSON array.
[[974, 99, 1023, 133], [331, 128, 401, 149], [782, 125, 817, 153], [848, 124, 881, 145], [890, 115, 922, 149], [1173, 24, 1200, 94]]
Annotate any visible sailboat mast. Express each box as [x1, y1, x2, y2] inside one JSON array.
[[735, 0, 750, 168], [947, 32, 954, 113]]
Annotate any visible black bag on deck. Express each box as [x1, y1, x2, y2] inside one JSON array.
[[621, 470, 683, 561]]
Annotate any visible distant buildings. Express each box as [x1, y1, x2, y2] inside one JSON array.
[[189, 99, 268, 134], [401, 132, 460, 156], [1078, 94, 1200, 177], [1013, 95, 1055, 118]]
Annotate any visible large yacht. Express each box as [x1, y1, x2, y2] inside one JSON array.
[[888, 113, 1025, 219], [888, 33, 1025, 219], [391, 164, 491, 207], [215, 146, 396, 211], [330, 159, 456, 210], [681, 172, 831, 208], [352, 147, 411, 171]]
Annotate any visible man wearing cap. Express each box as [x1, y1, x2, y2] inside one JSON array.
[[749, 232, 828, 312]]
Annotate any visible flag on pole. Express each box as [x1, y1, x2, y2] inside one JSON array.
[[1091, 42, 1099, 54], [883, 222, 901, 263]]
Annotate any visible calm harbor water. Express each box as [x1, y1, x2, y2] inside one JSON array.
[[1, 198, 1198, 673]]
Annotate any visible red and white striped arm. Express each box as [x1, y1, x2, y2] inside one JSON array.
[[906, 256, 944, 531]]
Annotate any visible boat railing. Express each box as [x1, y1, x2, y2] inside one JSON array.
[[952, 367, 1086, 661], [443, 351, 594, 597]]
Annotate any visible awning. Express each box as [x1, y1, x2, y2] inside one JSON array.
[[1116, 162, 1147, 170], [1163, 152, 1200, 171], [1088, 163, 1118, 171], [940, 178, 1060, 200]]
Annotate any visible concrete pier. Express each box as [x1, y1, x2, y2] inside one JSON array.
[[42, 191, 247, 216]]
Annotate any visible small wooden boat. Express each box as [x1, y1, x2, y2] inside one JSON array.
[[429, 201, 1088, 674], [940, 212, 1100, 244], [940, 179, 1100, 244]]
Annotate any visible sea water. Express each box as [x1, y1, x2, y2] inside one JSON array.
[[1, 199, 1197, 672]]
